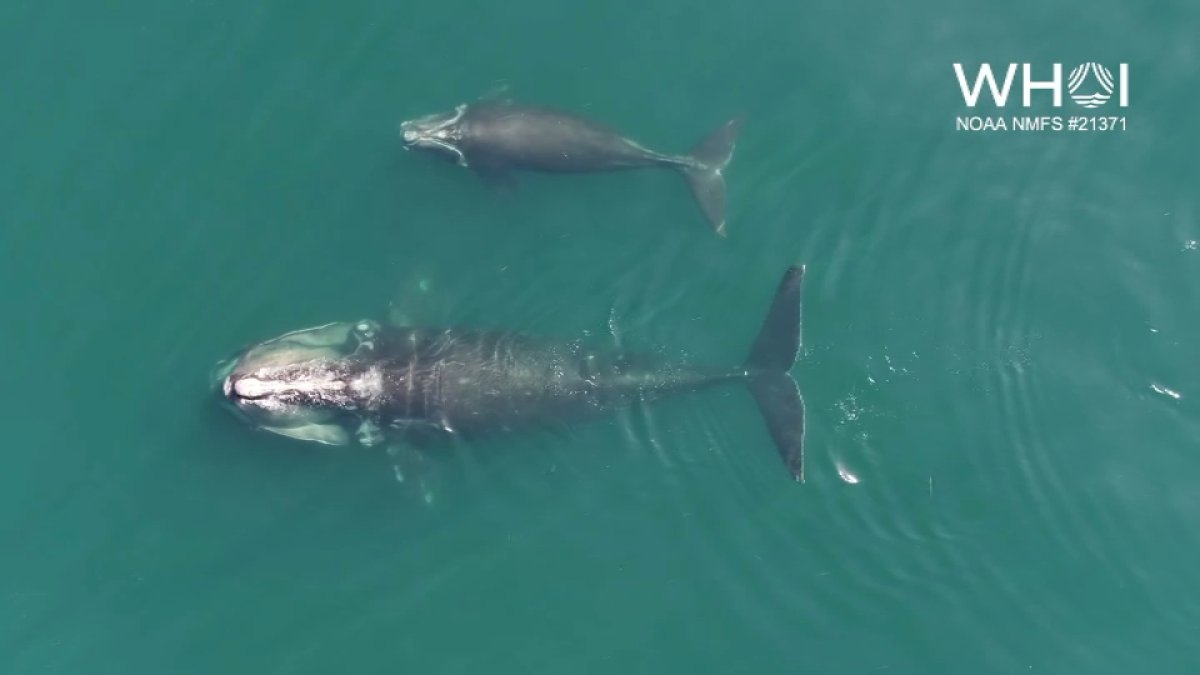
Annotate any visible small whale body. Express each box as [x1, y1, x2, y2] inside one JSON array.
[[213, 266, 806, 480], [399, 99, 744, 235]]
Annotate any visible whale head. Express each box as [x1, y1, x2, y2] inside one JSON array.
[[213, 320, 383, 445], [399, 104, 469, 166]]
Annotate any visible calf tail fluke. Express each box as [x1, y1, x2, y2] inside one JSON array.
[[744, 265, 806, 482], [682, 116, 744, 236]]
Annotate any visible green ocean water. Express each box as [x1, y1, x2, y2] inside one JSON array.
[[3, 0, 1199, 672]]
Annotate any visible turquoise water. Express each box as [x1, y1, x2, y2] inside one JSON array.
[[4, 1, 1199, 672]]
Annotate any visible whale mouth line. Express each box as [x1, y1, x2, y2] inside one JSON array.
[[401, 133, 468, 167]]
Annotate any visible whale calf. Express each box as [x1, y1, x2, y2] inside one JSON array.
[[399, 100, 744, 236], [213, 266, 806, 480]]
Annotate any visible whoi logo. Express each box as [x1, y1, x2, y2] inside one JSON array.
[[1068, 62, 1115, 108], [953, 62, 1129, 132]]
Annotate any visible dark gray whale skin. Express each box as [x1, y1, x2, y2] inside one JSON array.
[[313, 329, 735, 436], [399, 101, 744, 235], [216, 266, 806, 481]]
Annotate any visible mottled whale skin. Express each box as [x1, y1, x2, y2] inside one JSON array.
[[214, 266, 806, 480], [399, 100, 744, 235]]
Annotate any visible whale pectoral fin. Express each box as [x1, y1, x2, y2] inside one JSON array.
[[477, 82, 513, 104], [387, 275, 444, 328], [263, 423, 351, 446], [355, 420, 385, 447], [473, 166, 518, 193], [388, 444, 439, 507]]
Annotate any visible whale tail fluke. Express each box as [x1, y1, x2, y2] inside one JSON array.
[[682, 116, 744, 236], [744, 265, 806, 482]]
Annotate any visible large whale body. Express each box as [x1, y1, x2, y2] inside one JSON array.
[[213, 266, 807, 480]]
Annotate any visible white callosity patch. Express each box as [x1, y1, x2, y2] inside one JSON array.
[[352, 326, 377, 354], [232, 377, 273, 399], [349, 366, 385, 410], [237, 360, 355, 413]]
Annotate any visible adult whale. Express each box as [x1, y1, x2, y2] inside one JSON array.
[[213, 266, 806, 481], [399, 100, 744, 236]]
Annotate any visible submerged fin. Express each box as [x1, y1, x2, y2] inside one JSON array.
[[744, 265, 806, 481], [682, 116, 745, 236], [477, 82, 513, 104], [388, 444, 438, 506], [263, 423, 351, 446]]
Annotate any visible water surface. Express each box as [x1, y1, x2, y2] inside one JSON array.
[[2, 1, 1198, 672]]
